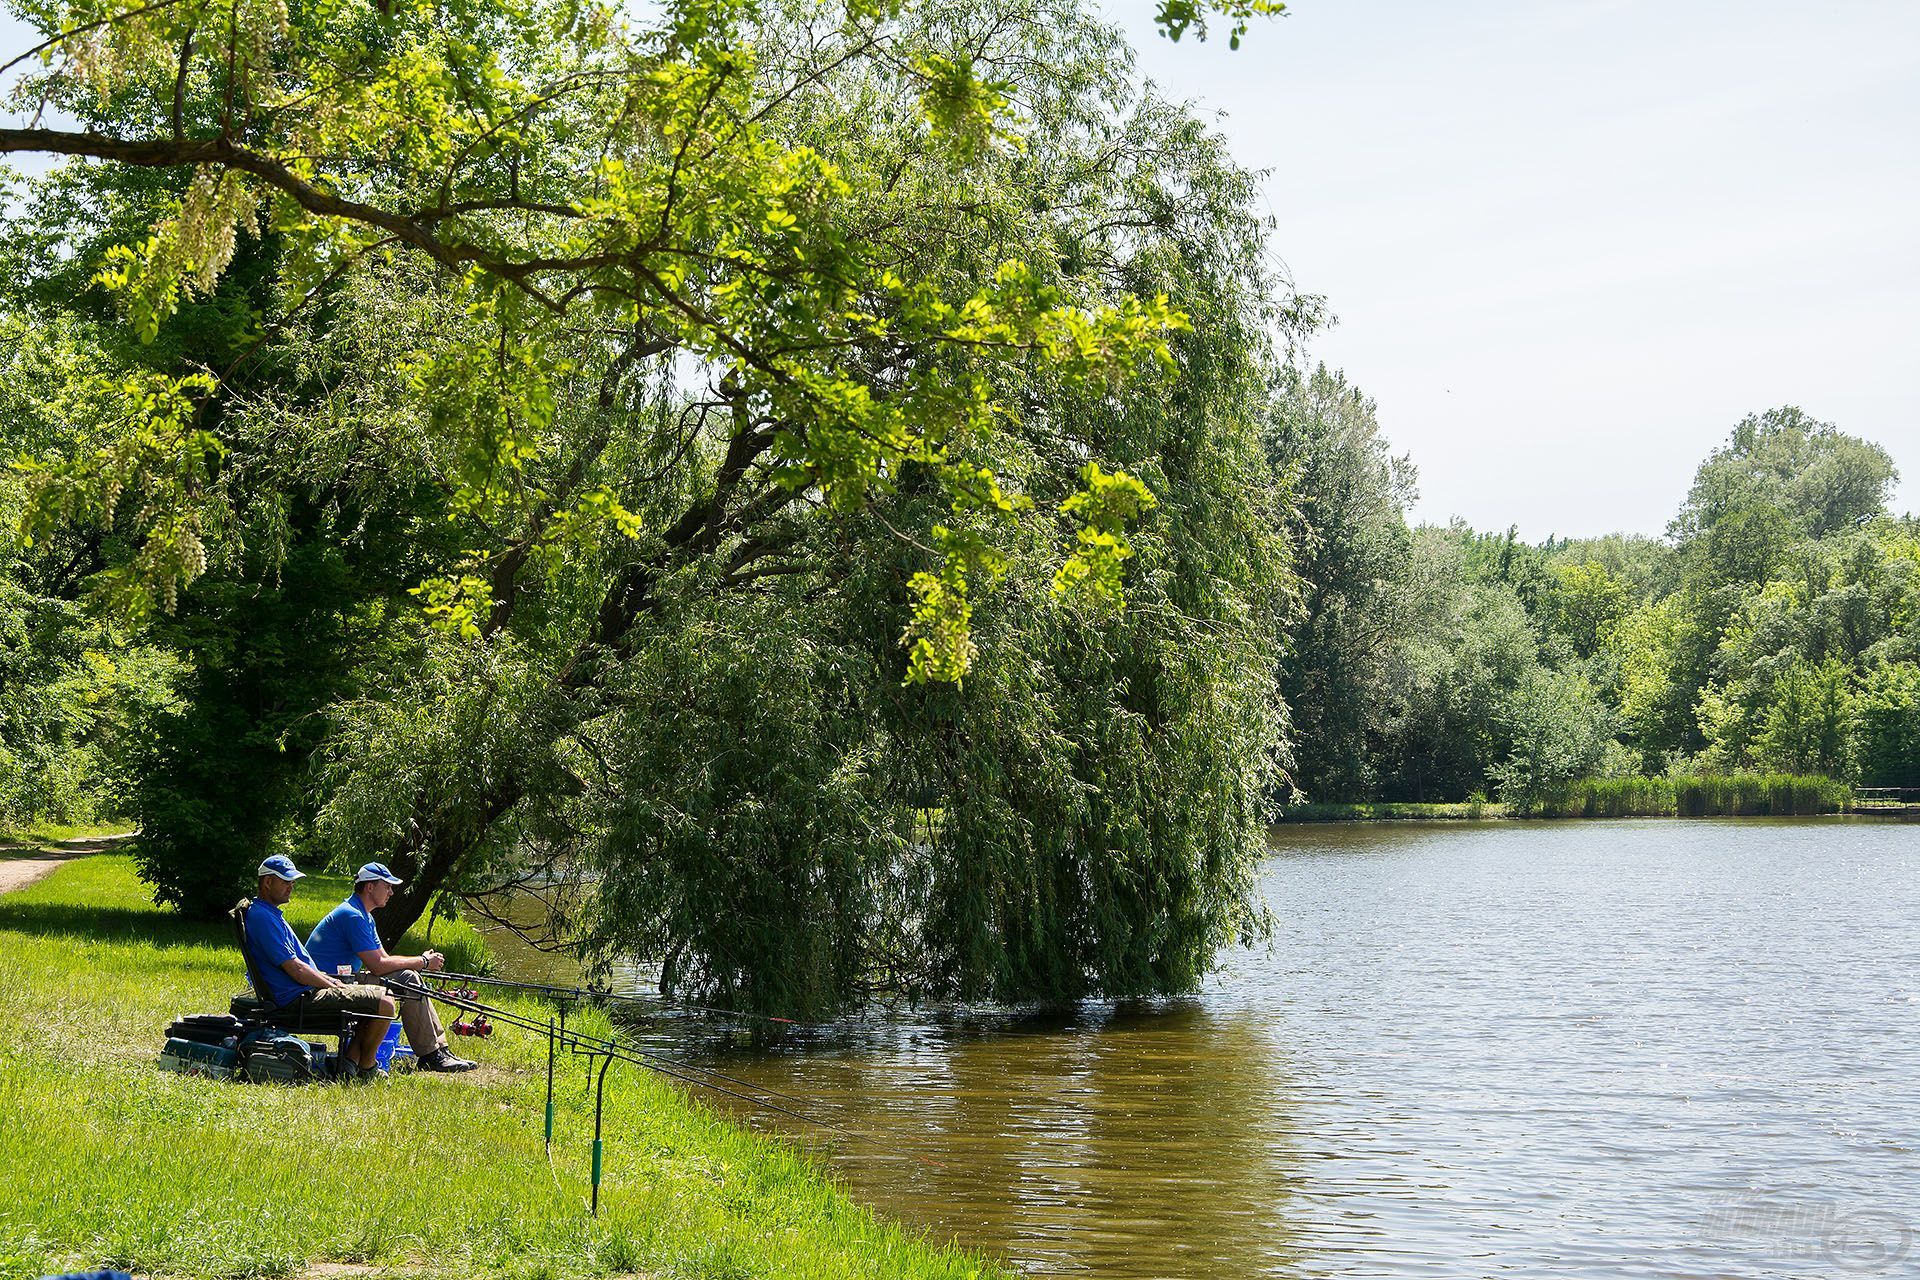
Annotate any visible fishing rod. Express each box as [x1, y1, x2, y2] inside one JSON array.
[[425, 969, 799, 1025], [381, 973, 946, 1219], [388, 976, 842, 1126]]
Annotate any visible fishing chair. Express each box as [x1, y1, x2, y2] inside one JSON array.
[[229, 898, 359, 1045]]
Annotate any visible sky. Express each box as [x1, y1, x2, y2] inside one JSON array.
[[2, 2, 1914, 539], [1103, 0, 1920, 539]]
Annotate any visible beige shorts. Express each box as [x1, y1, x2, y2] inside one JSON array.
[[302, 984, 391, 1015]]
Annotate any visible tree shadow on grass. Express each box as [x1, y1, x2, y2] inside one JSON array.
[[0, 900, 233, 951]]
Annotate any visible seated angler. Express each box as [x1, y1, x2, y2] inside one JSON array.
[[307, 862, 478, 1074], [246, 855, 398, 1082]]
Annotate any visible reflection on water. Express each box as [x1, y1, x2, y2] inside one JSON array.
[[649, 1005, 1314, 1278], [478, 818, 1920, 1278]]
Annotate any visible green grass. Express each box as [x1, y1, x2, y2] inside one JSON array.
[[0, 857, 1003, 1280], [1277, 800, 1501, 822]]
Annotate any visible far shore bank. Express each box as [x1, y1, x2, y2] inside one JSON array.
[[1278, 802, 1915, 824], [1274, 773, 1901, 823]]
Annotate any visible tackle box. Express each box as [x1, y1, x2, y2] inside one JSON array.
[[159, 1035, 241, 1080]]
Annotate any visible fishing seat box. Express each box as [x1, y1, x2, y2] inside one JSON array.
[[159, 1036, 241, 1080], [168, 1012, 251, 1045]]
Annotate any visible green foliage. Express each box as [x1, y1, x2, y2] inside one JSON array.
[[1605, 595, 1697, 757], [1673, 773, 1849, 817], [1051, 462, 1159, 610], [1670, 406, 1895, 541], [1486, 666, 1614, 807], [912, 52, 1017, 161], [567, 74, 1296, 1013], [1373, 530, 1539, 801], [7, 0, 1187, 687], [1154, 0, 1287, 49], [1856, 661, 1920, 787], [13, 368, 222, 618], [0, 0, 1303, 1003], [1273, 401, 1907, 807], [0, 576, 178, 825], [1264, 365, 1414, 802], [0, 307, 186, 829], [1748, 656, 1856, 776], [1538, 559, 1632, 661]]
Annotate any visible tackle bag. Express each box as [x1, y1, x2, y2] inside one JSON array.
[[239, 1030, 328, 1085], [167, 1013, 251, 1045], [158, 1036, 241, 1080]]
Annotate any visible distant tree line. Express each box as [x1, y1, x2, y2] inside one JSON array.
[[1270, 385, 1916, 807]]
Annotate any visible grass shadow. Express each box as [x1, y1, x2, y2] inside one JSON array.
[[0, 899, 232, 950]]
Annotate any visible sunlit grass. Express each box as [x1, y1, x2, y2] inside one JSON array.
[[0, 857, 1002, 1280]]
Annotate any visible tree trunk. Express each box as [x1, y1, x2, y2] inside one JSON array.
[[372, 778, 526, 944]]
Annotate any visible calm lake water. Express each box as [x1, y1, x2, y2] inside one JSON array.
[[489, 818, 1920, 1278]]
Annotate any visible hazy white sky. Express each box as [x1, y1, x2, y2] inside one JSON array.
[[1105, 0, 1919, 537]]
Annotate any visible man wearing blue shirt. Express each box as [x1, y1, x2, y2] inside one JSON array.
[[308, 862, 477, 1074], [243, 855, 397, 1081]]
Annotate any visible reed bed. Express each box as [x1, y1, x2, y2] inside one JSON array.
[[1520, 774, 1849, 818]]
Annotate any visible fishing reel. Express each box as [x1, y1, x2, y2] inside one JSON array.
[[452, 1012, 493, 1037]]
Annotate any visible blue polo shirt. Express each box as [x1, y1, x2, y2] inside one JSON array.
[[307, 893, 382, 976], [243, 897, 317, 1008]]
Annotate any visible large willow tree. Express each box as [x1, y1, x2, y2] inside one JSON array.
[[3, 0, 1299, 1011]]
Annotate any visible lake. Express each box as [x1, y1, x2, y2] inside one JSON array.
[[490, 817, 1920, 1278]]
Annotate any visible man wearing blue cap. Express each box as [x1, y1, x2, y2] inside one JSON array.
[[246, 856, 397, 1081], [308, 861, 478, 1074]]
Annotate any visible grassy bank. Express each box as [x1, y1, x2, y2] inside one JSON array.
[[0, 856, 1000, 1280], [1280, 774, 1852, 822], [1278, 800, 1499, 822]]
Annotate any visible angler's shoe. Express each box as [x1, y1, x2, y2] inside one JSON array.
[[419, 1048, 479, 1073]]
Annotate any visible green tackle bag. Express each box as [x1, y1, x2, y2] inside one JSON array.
[[239, 1030, 327, 1085]]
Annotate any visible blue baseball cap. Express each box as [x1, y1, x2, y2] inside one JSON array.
[[257, 855, 304, 881], [355, 861, 404, 886]]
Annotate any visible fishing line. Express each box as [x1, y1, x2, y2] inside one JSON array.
[[381, 977, 951, 1177], [390, 977, 844, 1124], [426, 970, 799, 1025]]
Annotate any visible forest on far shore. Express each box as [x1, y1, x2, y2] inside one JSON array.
[[1276, 391, 1916, 806]]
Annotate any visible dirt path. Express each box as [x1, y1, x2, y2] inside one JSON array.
[[0, 833, 136, 894]]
